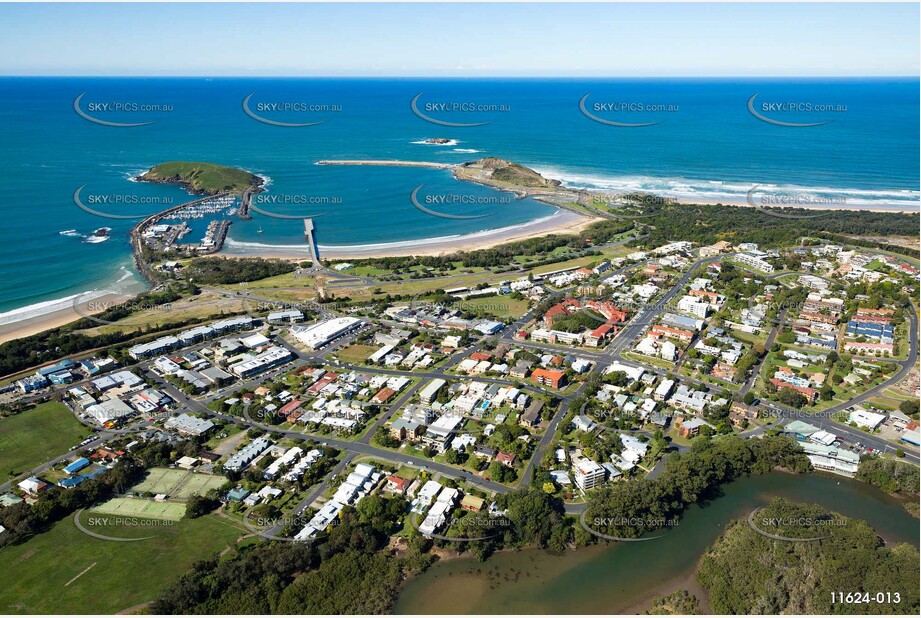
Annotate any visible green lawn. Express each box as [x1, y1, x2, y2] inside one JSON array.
[[334, 343, 377, 364], [459, 295, 530, 319], [0, 512, 245, 614], [0, 402, 90, 484], [90, 497, 186, 520]]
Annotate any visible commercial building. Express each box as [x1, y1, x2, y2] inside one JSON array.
[[129, 336, 180, 360], [164, 413, 216, 436], [268, 310, 304, 324], [291, 317, 363, 350], [229, 346, 293, 378]]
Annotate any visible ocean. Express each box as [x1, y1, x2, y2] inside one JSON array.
[[0, 77, 917, 319]]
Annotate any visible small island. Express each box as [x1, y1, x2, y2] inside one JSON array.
[[137, 161, 263, 195]]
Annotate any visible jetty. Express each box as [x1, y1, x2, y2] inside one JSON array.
[[316, 159, 458, 170], [130, 192, 232, 283], [303, 218, 321, 269]]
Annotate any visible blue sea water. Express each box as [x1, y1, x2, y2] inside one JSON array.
[[0, 77, 917, 317]]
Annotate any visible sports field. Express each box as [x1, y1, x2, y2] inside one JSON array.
[[90, 497, 186, 521], [0, 401, 89, 484], [131, 467, 226, 499], [174, 472, 226, 498], [0, 512, 246, 613]]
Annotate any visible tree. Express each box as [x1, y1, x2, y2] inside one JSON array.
[[899, 399, 919, 419], [776, 387, 808, 409], [185, 495, 220, 519]]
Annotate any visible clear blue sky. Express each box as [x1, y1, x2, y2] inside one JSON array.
[[1, 2, 918, 76]]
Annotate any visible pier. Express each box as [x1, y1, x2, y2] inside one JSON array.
[[303, 218, 320, 269]]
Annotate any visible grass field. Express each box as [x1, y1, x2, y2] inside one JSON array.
[[77, 292, 245, 336], [0, 512, 245, 614], [131, 467, 226, 499], [459, 295, 529, 319], [334, 343, 377, 364], [90, 497, 186, 520], [0, 402, 89, 484]]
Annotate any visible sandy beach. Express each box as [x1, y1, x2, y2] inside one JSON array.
[[221, 208, 601, 260], [0, 291, 139, 344]]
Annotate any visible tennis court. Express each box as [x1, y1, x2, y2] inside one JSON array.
[[132, 467, 187, 495], [172, 473, 227, 499]]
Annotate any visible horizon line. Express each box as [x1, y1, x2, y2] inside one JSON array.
[[1, 74, 918, 79]]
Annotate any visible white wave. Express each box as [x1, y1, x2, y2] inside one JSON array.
[[0, 291, 104, 326], [0, 267, 146, 327], [530, 166, 920, 210], [452, 148, 480, 153]]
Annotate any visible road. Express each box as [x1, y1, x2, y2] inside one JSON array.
[[5, 244, 917, 531]]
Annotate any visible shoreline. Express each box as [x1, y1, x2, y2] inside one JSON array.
[[0, 290, 140, 344], [221, 208, 601, 260]]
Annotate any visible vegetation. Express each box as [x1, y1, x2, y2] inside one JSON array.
[[645, 589, 702, 615], [0, 507, 243, 614], [458, 157, 563, 189], [0, 287, 235, 377], [697, 498, 920, 614], [0, 401, 90, 483], [184, 257, 299, 285], [151, 495, 434, 614], [856, 457, 920, 497], [0, 440, 185, 547], [138, 161, 261, 194], [631, 203, 918, 257], [584, 435, 811, 540]]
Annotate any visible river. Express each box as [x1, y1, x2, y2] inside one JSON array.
[[393, 472, 918, 614]]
